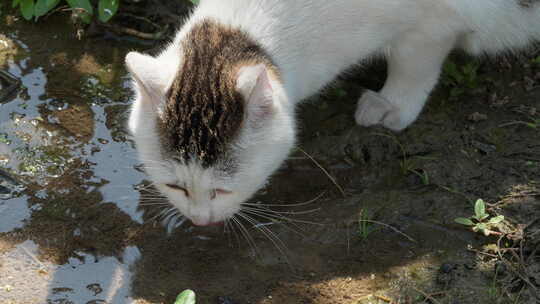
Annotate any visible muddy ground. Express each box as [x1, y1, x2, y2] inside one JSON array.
[[0, 11, 539, 304]]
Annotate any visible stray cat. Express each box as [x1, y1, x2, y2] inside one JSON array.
[[126, 0, 540, 226]]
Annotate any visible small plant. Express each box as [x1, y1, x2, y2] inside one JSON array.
[[12, 0, 119, 23], [372, 132, 431, 185], [455, 199, 504, 236], [442, 60, 482, 99], [408, 168, 430, 185], [174, 290, 196, 304], [357, 209, 378, 240]]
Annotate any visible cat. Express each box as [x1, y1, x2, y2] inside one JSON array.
[[126, 0, 540, 226]]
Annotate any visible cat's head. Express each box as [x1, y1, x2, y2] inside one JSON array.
[[125, 29, 295, 226]]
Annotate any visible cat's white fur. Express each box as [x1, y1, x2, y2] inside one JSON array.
[[127, 0, 540, 226]]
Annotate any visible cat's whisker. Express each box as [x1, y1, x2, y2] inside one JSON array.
[[231, 215, 259, 257], [138, 202, 170, 206], [240, 208, 308, 238], [242, 191, 326, 208], [139, 195, 167, 198], [244, 206, 322, 215], [139, 198, 166, 203], [137, 195, 167, 200], [237, 212, 291, 265], [241, 206, 324, 226], [163, 211, 186, 234], [148, 207, 176, 223], [226, 218, 241, 248]]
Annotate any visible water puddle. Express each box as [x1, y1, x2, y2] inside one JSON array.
[[0, 240, 140, 303]]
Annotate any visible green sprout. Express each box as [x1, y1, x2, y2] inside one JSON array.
[[442, 60, 482, 100], [455, 199, 504, 236], [174, 290, 196, 304], [357, 209, 378, 241]]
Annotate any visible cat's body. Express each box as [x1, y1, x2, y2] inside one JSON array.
[[126, 0, 540, 226]]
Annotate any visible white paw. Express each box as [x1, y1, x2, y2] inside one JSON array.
[[354, 90, 413, 131], [355, 90, 396, 127]]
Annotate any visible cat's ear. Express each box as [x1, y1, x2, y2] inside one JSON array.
[[125, 52, 173, 104], [236, 64, 276, 127]]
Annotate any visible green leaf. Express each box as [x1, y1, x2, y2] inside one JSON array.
[[190, 0, 200, 4], [488, 215, 504, 225], [12, 0, 21, 8], [98, 0, 119, 22], [476, 223, 488, 231], [66, 0, 93, 23], [174, 290, 196, 304], [455, 218, 475, 226], [34, 0, 60, 18], [20, 0, 35, 20], [474, 199, 486, 219]]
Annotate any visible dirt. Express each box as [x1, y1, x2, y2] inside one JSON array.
[[0, 11, 539, 304]]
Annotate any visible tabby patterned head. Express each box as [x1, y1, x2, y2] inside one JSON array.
[[126, 20, 295, 226]]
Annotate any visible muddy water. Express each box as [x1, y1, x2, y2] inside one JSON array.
[[1, 15, 539, 304]]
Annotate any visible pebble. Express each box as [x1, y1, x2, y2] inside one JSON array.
[[440, 263, 455, 274], [217, 296, 238, 304]]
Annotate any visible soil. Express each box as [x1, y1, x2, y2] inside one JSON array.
[[0, 10, 539, 304]]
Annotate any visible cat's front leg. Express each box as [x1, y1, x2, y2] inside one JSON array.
[[355, 32, 456, 131]]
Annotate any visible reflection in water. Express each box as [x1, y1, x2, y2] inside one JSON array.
[[0, 240, 140, 303], [1, 18, 148, 304], [0, 196, 33, 232]]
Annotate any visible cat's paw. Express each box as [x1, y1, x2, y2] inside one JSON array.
[[355, 90, 397, 128], [354, 90, 411, 131]]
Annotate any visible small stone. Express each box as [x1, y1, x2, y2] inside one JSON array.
[[217, 296, 238, 304], [468, 112, 488, 122], [495, 262, 507, 275], [440, 263, 455, 274]]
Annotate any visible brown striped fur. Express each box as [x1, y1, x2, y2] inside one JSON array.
[[158, 19, 275, 168]]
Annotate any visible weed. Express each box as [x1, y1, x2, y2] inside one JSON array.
[[409, 168, 430, 185], [357, 209, 378, 241], [373, 132, 430, 185], [455, 199, 504, 236], [12, 0, 198, 23], [12, 0, 118, 23], [174, 290, 196, 304], [442, 60, 482, 100], [500, 117, 540, 129]]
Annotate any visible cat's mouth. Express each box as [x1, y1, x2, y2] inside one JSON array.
[[191, 220, 224, 227]]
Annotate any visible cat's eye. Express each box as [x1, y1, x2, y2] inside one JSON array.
[[210, 188, 232, 200], [165, 184, 189, 197]]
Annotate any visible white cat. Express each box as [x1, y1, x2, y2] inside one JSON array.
[[126, 0, 540, 226]]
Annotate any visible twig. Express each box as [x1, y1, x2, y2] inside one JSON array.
[[496, 237, 538, 294], [100, 23, 169, 40], [411, 286, 443, 304], [20, 244, 48, 273], [358, 219, 417, 243], [467, 247, 498, 258], [374, 294, 396, 303], [298, 147, 346, 197]]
